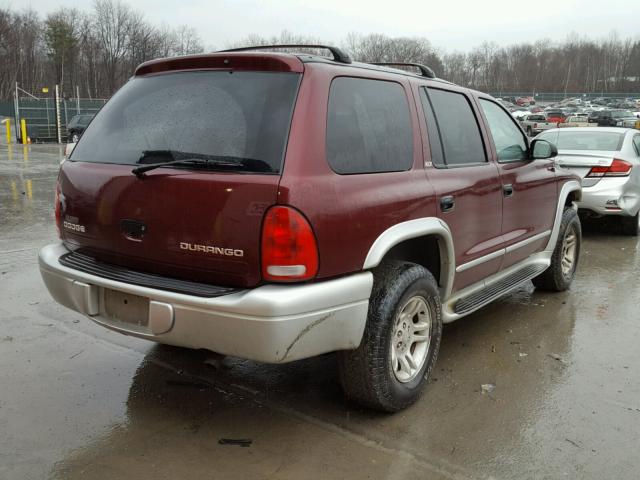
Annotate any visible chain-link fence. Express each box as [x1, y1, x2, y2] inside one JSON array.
[[12, 84, 107, 144], [488, 92, 640, 103]]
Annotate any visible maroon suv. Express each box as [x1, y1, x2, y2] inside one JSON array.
[[39, 46, 582, 412]]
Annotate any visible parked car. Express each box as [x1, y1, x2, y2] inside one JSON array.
[[546, 109, 567, 124], [537, 127, 640, 235], [587, 111, 601, 124], [521, 114, 556, 136], [66, 114, 95, 143], [592, 109, 637, 127], [558, 116, 590, 128], [16, 123, 40, 144], [39, 46, 582, 412], [617, 112, 640, 129], [511, 109, 530, 120]]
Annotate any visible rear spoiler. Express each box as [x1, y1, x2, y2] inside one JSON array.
[[135, 53, 304, 76]]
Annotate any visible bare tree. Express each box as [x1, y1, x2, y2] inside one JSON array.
[[1, 6, 640, 101], [93, 0, 137, 92]]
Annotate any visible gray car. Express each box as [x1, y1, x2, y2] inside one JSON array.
[[537, 127, 640, 235]]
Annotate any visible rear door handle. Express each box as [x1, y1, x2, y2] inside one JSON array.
[[440, 195, 455, 212], [503, 184, 514, 197]]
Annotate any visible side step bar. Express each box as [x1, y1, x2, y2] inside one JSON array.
[[442, 253, 551, 323], [454, 264, 547, 315]]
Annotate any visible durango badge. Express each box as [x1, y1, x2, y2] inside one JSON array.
[[179, 242, 244, 257]]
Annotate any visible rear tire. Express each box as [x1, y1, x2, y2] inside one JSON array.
[[338, 261, 442, 412], [533, 207, 581, 292], [620, 212, 639, 236]]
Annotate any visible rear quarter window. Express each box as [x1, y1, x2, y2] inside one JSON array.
[[326, 77, 413, 174]]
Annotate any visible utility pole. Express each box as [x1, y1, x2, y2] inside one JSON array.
[[563, 63, 572, 100], [55, 85, 62, 144], [13, 82, 20, 142]]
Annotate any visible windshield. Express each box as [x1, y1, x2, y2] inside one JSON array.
[[70, 71, 301, 174], [538, 130, 624, 151]]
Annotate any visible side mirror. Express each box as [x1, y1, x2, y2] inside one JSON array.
[[531, 139, 558, 160], [65, 142, 76, 158]]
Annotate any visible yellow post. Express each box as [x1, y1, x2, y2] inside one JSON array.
[[5, 119, 10, 144], [20, 119, 27, 145]]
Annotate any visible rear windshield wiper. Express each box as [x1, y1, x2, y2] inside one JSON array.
[[132, 150, 273, 177]]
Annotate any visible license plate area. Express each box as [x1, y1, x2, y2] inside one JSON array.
[[102, 289, 149, 327]]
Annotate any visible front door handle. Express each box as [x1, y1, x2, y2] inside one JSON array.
[[503, 184, 514, 197], [440, 195, 455, 212]]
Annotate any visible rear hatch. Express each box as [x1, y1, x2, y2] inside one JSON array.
[[60, 55, 302, 288], [537, 129, 624, 186]]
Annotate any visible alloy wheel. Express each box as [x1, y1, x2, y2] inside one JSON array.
[[390, 295, 432, 383]]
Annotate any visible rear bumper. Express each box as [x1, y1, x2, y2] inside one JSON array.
[[39, 243, 372, 363], [578, 177, 640, 217]]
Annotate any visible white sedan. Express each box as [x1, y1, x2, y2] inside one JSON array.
[[536, 127, 640, 235]]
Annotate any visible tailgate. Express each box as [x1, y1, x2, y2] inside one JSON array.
[[61, 65, 302, 288], [59, 162, 279, 287]]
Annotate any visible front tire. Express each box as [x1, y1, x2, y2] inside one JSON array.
[[338, 261, 442, 412], [620, 212, 639, 236], [533, 207, 581, 291]]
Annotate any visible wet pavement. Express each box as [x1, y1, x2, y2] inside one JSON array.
[[1, 143, 639, 480]]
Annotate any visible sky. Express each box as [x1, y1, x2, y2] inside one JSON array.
[[10, 0, 640, 52]]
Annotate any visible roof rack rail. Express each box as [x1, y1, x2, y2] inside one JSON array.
[[218, 44, 352, 64], [369, 62, 436, 79]]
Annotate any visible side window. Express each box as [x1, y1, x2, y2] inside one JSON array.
[[633, 135, 640, 156], [479, 99, 528, 162], [326, 77, 413, 174], [419, 89, 445, 167], [424, 88, 486, 166]]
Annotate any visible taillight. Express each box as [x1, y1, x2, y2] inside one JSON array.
[[261, 206, 318, 282], [533, 123, 538, 128], [586, 159, 633, 178], [54, 179, 62, 238]]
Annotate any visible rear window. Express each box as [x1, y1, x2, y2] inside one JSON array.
[[326, 77, 413, 174], [528, 115, 546, 121], [70, 71, 301, 174], [538, 130, 624, 151]]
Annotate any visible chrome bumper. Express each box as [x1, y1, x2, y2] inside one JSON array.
[[578, 177, 640, 217], [39, 243, 372, 363]]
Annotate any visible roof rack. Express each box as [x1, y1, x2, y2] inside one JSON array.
[[369, 62, 436, 79], [218, 44, 352, 64]]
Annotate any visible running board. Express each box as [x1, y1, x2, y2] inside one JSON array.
[[442, 254, 551, 323]]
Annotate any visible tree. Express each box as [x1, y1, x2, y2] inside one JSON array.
[[45, 8, 80, 91]]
